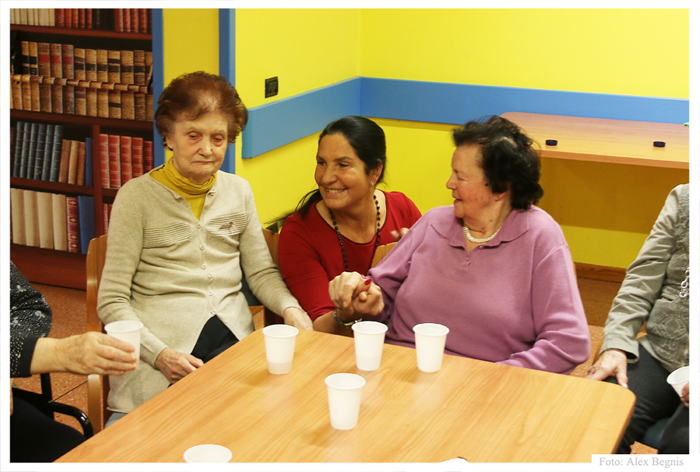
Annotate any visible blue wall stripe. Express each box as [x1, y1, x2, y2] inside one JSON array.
[[241, 78, 362, 159], [219, 9, 236, 173], [360, 78, 689, 126], [241, 77, 689, 160], [151, 9, 165, 167]]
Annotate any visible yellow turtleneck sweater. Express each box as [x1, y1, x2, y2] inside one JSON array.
[[150, 159, 216, 220]]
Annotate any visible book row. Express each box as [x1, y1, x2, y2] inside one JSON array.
[[11, 122, 92, 185], [99, 134, 155, 189], [10, 75, 153, 121], [10, 189, 95, 254], [10, 8, 152, 34], [15, 41, 152, 85]]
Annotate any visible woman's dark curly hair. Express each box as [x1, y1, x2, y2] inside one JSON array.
[[452, 115, 543, 210], [154, 71, 248, 149]]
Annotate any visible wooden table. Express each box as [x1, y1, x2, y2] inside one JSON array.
[[501, 112, 689, 169], [57, 329, 635, 463]]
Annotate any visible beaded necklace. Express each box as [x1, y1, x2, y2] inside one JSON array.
[[328, 194, 381, 272]]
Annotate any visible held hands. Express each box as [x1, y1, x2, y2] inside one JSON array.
[[328, 271, 384, 321], [282, 307, 313, 331], [154, 347, 203, 384], [586, 348, 629, 388]]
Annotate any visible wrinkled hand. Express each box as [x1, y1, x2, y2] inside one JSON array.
[[282, 307, 313, 330], [586, 349, 629, 388], [328, 271, 384, 321], [154, 347, 203, 384], [390, 227, 410, 242], [57, 332, 137, 376], [681, 383, 689, 408]]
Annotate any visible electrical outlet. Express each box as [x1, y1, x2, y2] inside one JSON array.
[[265, 77, 278, 98]]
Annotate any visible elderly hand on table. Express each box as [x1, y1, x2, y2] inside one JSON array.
[[155, 348, 203, 384], [586, 348, 628, 388], [282, 307, 313, 330], [328, 272, 384, 322]]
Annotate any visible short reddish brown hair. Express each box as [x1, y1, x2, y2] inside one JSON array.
[[154, 71, 248, 148]]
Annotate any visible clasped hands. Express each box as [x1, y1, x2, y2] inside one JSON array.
[[328, 271, 384, 323]]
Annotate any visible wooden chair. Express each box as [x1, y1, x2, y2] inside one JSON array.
[[371, 242, 396, 268], [85, 234, 109, 433]]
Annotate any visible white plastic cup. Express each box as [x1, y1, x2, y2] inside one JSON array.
[[325, 373, 366, 430], [666, 366, 690, 397], [183, 444, 232, 463], [262, 324, 299, 374], [413, 323, 449, 373], [104, 320, 143, 363], [352, 321, 388, 371]]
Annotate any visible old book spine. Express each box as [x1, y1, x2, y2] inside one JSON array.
[[146, 93, 153, 122], [108, 135, 122, 188], [72, 8, 79, 28], [134, 92, 146, 121], [120, 136, 133, 185], [33, 124, 47, 180], [28, 42, 39, 76], [85, 49, 97, 80], [20, 74, 32, 111], [114, 9, 123, 32], [131, 136, 144, 177], [49, 125, 64, 182], [12, 75, 23, 110], [29, 75, 41, 112], [131, 9, 139, 33], [19, 122, 31, 178], [77, 141, 86, 186], [144, 51, 153, 85], [121, 90, 135, 120], [67, 140, 79, 185], [55, 9, 64, 28], [96, 49, 108, 82], [51, 78, 66, 114], [66, 196, 80, 253], [39, 81, 52, 113], [52, 193, 67, 251], [86, 87, 98, 117], [97, 88, 109, 118], [12, 122, 25, 177], [79, 8, 86, 28], [108, 90, 122, 119], [133, 50, 145, 85], [144, 140, 153, 172], [25, 123, 38, 179], [107, 50, 121, 84], [37, 42, 51, 77], [61, 43, 74, 79], [99, 134, 110, 188], [103, 204, 110, 234], [93, 9, 101, 30], [123, 9, 132, 33], [140, 9, 149, 33], [41, 124, 54, 181], [121, 50, 134, 84], [74, 84, 87, 116], [73, 48, 86, 80], [62, 81, 75, 115], [50, 43, 63, 78], [58, 139, 70, 183], [21, 41, 30, 74]]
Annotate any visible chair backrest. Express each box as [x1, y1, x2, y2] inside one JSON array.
[[371, 242, 397, 268], [86, 234, 109, 433]]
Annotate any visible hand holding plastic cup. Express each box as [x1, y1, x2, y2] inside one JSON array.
[[183, 444, 232, 463], [325, 373, 366, 430], [666, 366, 689, 397], [104, 320, 143, 364], [262, 324, 299, 374], [413, 323, 449, 373], [352, 321, 388, 371]]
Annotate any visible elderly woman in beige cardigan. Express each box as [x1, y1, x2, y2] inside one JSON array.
[[98, 72, 311, 425]]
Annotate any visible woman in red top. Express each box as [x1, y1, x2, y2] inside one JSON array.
[[278, 116, 421, 333]]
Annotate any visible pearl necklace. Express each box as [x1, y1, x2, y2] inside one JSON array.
[[329, 194, 381, 272], [463, 225, 500, 244]]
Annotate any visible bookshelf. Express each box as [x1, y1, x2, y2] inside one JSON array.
[[9, 9, 154, 289]]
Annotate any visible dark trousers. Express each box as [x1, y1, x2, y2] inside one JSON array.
[[10, 397, 86, 462], [605, 345, 688, 454]]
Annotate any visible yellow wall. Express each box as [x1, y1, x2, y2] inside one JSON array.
[[164, 8, 690, 268]]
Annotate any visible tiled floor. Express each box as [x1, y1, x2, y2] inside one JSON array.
[[13, 277, 657, 454]]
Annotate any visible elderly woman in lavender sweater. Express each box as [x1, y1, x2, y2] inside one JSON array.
[[328, 116, 590, 374]]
